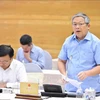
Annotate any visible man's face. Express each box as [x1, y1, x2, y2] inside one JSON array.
[[72, 17, 90, 40], [0, 55, 12, 70], [21, 44, 32, 53]]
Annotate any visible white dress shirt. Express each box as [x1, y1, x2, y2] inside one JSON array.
[[0, 59, 28, 88]]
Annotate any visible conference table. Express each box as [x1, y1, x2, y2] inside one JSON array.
[[0, 93, 100, 100], [0, 88, 100, 100], [0, 70, 100, 100]]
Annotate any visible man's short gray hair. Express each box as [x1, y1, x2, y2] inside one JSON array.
[[72, 12, 90, 24]]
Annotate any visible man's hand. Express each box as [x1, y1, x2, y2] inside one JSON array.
[[24, 51, 32, 62], [61, 74, 69, 84], [78, 71, 88, 81], [62, 79, 69, 84], [0, 82, 6, 88]]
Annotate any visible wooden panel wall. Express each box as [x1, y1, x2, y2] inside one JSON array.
[[0, 0, 100, 58]]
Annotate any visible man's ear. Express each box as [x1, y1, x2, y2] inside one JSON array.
[[11, 57, 13, 61], [87, 24, 90, 30], [28, 43, 32, 46], [30, 43, 33, 49]]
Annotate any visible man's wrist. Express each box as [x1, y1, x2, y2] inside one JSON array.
[[85, 71, 89, 77], [4, 83, 7, 88], [0, 82, 7, 88], [28, 58, 32, 62]]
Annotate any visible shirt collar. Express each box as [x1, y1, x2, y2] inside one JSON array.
[[84, 32, 91, 41], [73, 31, 91, 41], [9, 59, 14, 70]]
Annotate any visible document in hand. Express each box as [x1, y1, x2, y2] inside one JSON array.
[[61, 74, 82, 88]]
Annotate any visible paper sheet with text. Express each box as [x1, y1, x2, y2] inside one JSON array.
[[61, 74, 82, 88]]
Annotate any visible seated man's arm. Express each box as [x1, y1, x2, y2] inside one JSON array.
[[31, 50, 45, 69]]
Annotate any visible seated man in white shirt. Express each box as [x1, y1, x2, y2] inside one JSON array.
[[0, 45, 27, 88]]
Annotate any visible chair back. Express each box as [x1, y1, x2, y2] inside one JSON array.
[[43, 50, 52, 69], [52, 58, 58, 70]]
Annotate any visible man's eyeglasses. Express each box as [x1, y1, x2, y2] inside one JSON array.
[[72, 23, 87, 27], [0, 60, 10, 64]]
